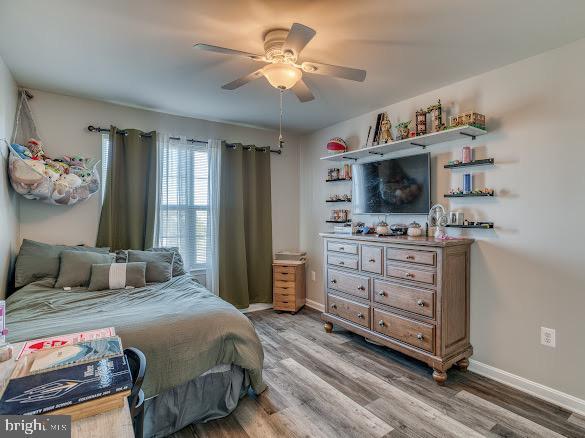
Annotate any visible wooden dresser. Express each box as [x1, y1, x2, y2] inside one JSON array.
[[320, 233, 474, 384], [273, 261, 306, 314]]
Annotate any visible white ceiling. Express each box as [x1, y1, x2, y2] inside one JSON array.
[[1, 0, 585, 133]]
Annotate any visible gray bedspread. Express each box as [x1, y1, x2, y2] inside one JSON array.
[[5, 275, 266, 398]]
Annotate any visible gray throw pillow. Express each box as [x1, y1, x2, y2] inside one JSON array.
[[14, 239, 110, 288], [116, 247, 186, 277], [55, 251, 114, 288], [127, 250, 174, 283], [88, 262, 147, 291]]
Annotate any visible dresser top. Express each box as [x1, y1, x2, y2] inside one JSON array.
[[319, 233, 474, 247]]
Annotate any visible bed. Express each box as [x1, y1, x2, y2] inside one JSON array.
[[5, 274, 266, 437]]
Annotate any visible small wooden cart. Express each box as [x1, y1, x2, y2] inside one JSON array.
[[272, 260, 306, 314]]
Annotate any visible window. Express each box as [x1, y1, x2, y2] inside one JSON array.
[[100, 135, 209, 271], [157, 138, 209, 271]]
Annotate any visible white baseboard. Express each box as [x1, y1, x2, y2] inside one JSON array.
[[469, 359, 585, 416], [305, 299, 325, 312], [240, 303, 273, 313]]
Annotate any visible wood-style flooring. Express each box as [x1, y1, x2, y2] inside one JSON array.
[[171, 308, 585, 438]]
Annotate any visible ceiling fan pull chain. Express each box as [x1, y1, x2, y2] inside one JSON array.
[[279, 89, 284, 148]]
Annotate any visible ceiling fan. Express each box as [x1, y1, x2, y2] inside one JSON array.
[[194, 23, 367, 103]]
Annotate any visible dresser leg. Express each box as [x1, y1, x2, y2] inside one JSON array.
[[324, 322, 333, 333], [455, 358, 469, 371], [432, 369, 448, 385]]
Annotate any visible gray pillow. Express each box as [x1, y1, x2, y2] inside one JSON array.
[[88, 262, 147, 291], [14, 239, 110, 288], [55, 251, 114, 288], [116, 247, 186, 277], [127, 250, 174, 283]]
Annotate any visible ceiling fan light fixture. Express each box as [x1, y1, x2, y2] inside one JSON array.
[[262, 63, 302, 90]]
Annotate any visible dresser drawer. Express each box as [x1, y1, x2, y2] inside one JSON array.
[[328, 253, 359, 270], [387, 248, 436, 266], [373, 308, 434, 352], [327, 269, 370, 300], [386, 265, 436, 286], [274, 271, 296, 282], [361, 245, 383, 275], [274, 265, 296, 274], [327, 294, 370, 328], [274, 294, 296, 311], [327, 241, 358, 255], [373, 279, 435, 318]]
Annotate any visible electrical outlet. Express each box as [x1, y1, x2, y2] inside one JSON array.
[[311, 271, 316, 281], [540, 327, 556, 348]]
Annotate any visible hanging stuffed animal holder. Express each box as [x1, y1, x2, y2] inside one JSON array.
[[6, 90, 100, 206]]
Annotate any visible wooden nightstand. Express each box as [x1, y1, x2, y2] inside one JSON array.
[[273, 261, 306, 314], [0, 342, 134, 438]]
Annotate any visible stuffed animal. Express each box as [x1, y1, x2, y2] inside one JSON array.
[[44, 161, 62, 182], [63, 155, 90, 169], [10, 144, 33, 159], [25, 138, 45, 159], [10, 159, 45, 185]]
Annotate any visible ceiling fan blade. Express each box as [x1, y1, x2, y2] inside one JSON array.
[[282, 23, 316, 58], [291, 79, 315, 102], [302, 61, 367, 82], [193, 43, 265, 61], [221, 69, 265, 90]]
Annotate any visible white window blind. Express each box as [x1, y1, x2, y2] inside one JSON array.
[[158, 137, 209, 271]]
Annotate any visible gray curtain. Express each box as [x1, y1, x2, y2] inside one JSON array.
[[97, 126, 157, 251], [219, 145, 272, 308]]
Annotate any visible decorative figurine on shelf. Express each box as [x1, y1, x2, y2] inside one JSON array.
[[416, 108, 427, 136], [427, 99, 445, 132], [396, 121, 412, 140], [449, 111, 486, 130], [326, 137, 348, 154], [378, 113, 393, 144]]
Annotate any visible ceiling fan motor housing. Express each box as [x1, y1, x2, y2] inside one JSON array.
[[264, 29, 294, 62]]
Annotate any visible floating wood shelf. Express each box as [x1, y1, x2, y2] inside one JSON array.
[[320, 125, 487, 162], [444, 158, 494, 169], [446, 224, 494, 229], [444, 192, 494, 198], [326, 220, 352, 223], [326, 199, 351, 203], [325, 178, 352, 183]]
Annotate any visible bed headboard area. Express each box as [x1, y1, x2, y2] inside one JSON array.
[[0, 56, 19, 298]]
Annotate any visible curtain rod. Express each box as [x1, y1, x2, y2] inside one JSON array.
[[87, 125, 282, 154]]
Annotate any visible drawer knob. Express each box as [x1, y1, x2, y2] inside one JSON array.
[[416, 333, 424, 340], [369, 258, 376, 263], [339, 247, 344, 250], [378, 291, 386, 297], [378, 320, 385, 327], [357, 312, 364, 319], [331, 303, 337, 309], [406, 255, 415, 260], [405, 273, 415, 278], [357, 285, 365, 291], [330, 279, 337, 284], [417, 299, 424, 307], [338, 261, 345, 265]]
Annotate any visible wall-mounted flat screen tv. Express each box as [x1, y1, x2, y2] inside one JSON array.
[[352, 153, 431, 214]]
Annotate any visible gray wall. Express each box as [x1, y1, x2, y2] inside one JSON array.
[[0, 55, 18, 299], [299, 38, 585, 399], [19, 90, 301, 255]]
